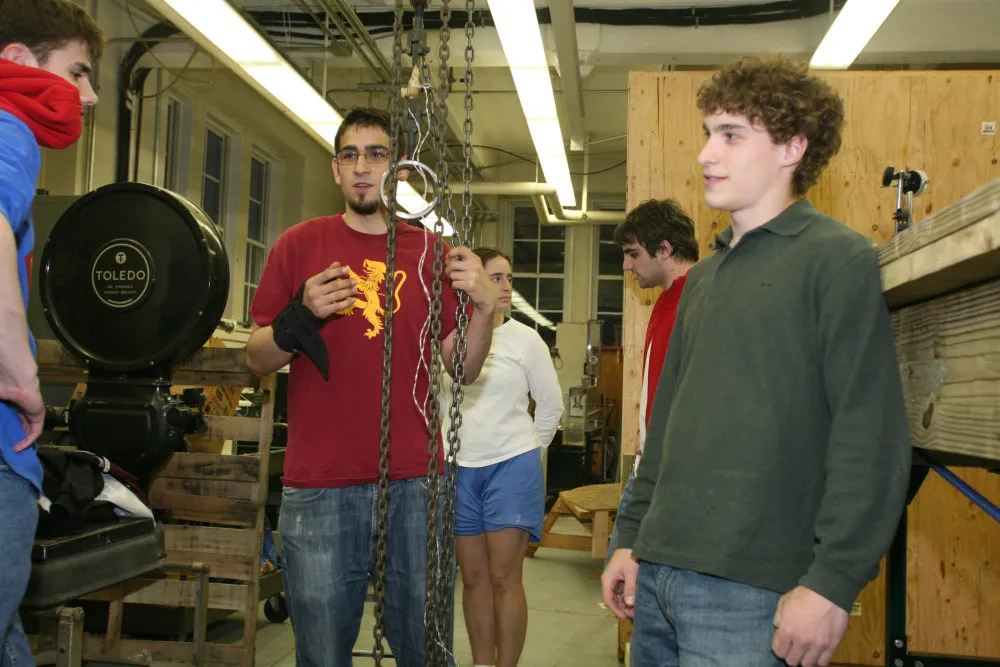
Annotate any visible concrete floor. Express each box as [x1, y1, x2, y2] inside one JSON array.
[[228, 518, 623, 667]]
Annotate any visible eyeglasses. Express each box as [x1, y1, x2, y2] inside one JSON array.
[[336, 147, 390, 165]]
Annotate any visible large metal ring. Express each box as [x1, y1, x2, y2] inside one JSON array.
[[379, 159, 439, 220]]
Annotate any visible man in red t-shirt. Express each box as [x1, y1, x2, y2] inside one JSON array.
[[604, 198, 698, 566], [247, 107, 495, 667]]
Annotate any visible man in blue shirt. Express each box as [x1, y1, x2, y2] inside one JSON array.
[[0, 1, 102, 663]]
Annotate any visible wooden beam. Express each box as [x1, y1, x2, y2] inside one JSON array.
[[157, 452, 261, 482], [893, 277, 1000, 461], [34, 339, 259, 387], [878, 176, 1000, 268], [882, 209, 1000, 309]]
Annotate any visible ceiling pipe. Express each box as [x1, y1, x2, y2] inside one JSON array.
[[449, 182, 556, 196], [538, 194, 623, 224], [313, 0, 390, 83], [549, 0, 586, 152], [446, 181, 623, 224]]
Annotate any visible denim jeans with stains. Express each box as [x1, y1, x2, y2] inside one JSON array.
[[279, 476, 455, 667]]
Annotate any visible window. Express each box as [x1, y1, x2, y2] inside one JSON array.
[[202, 127, 229, 227], [243, 155, 270, 325], [510, 203, 564, 347], [597, 224, 624, 346], [162, 99, 182, 192]]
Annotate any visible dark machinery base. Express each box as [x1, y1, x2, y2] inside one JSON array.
[[23, 518, 165, 612]]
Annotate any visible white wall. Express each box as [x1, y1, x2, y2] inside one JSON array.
[[35, 0, 342, 331]]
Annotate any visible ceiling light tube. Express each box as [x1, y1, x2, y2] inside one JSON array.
[[144, 0, 450, 235], [809, 0, 902, 69], [486, 0, 576, 208]]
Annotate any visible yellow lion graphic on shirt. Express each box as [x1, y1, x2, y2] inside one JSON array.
[[336, 259, 407, 339]]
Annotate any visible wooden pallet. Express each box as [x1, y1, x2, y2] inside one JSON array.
[[36, 340, 279, 667]]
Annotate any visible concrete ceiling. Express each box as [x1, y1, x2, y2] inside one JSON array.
[[146, 0, 1000, 194]]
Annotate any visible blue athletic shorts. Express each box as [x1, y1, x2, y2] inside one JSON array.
[[455, 448, 545, 543]]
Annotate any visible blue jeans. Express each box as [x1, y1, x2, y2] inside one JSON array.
[[279, 476, 454, 667], [0, 463, 39, 667], [605, 468, 635, 569], [631, 561, 785, 667]]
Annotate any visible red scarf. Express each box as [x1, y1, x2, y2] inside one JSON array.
[[0, 61, 82, 149]]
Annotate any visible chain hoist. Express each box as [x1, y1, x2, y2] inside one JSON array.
[[373, 2, 477, 665], [371, 1, 406, 664]]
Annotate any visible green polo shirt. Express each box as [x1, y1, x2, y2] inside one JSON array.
[[616, 199, 911, 612]]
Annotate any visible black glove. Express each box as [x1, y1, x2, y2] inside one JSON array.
[[272, 284, 330, 381]]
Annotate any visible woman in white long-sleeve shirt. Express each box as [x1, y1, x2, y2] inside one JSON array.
[[441, 247, 563, 667]]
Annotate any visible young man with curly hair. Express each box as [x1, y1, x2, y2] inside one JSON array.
[[602, 57, 911, 667], [1, 0, 102, 664]]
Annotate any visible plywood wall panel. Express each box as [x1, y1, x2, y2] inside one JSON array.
[[625, 69, 1000, 665]]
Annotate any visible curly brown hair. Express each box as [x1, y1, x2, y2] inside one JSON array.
[[697, 56, 845, 196]]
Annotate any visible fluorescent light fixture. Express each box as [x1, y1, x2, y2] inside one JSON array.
[[487, 0, 576, 208], [158, 0, 280, 65], [510, 69, 559, 119], [809, 0, 902, 69], [146, 0, 452, 237]]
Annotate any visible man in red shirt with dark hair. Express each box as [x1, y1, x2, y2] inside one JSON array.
[[247, 106, 495, 666], [604, 198, 698, 565]]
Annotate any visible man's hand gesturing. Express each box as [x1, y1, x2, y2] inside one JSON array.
[[302, 262, 358, 319]]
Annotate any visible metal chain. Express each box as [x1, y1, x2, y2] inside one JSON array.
[[436, 0, 475, 653], [372, 2, 405, 664], [420, 2, 448, 663]]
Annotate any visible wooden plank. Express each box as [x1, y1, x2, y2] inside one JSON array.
[[560, 483, 621, 518], [83, 636, 245, 666], [878, 176, 1000, 268], [163, 524, 254, 556], [204, 415, 266, 442], [591, 510, 611, 559], [618, 619, 632, 663], [165, 552, 256, 582], [34, 339, 258, 387], [151, 476, 256, 502], [893, 278, 1000, 460], [907, 468, 1000, 659], [882, 210, 1000, 308], [242, 373, 276, 667], [622, 71, 664, 460], [536, 533, 592, 552], [157, 452, 261, 482], [84, 578, 248, 611], [158, 492, 259, 527]]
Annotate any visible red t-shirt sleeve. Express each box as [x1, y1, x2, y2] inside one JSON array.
[[249, 232, 295, 327]]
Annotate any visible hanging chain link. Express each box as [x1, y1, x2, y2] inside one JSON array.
[[435, 0, 475, 654], [372, 2, 405, 665], [421, 1, 451, 663]]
